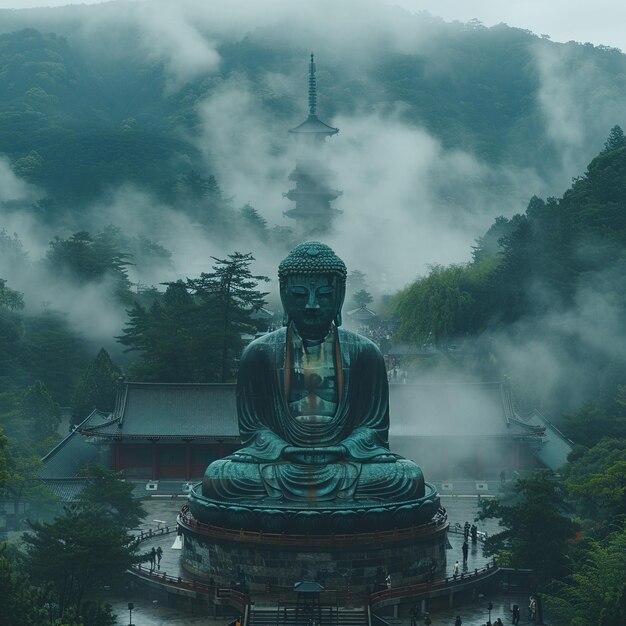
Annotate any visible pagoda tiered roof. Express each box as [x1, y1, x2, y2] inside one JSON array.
[[289, 114, 338, 136]]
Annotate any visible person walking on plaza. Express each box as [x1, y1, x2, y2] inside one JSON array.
[[156, 546, 163, 569], [463, 521, 470, 540], [462, 540, 468, 563], [512, 604, 520, 625], [149, 546, 156, 571], [471, 524, 478, 543]]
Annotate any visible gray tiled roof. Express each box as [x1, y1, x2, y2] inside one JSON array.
[[84, 382, 238, 439], [41, 479, 88, 502], [523, 409, 574, 471], [40, 410, 111, 479]]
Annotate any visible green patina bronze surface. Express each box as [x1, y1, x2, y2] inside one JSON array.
[[189, 242, 438, 532]]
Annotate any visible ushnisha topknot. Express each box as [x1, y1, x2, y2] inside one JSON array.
[[278, 241, 347, 285]]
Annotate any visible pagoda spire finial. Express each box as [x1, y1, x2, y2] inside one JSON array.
[[308, 52, 317, 116]]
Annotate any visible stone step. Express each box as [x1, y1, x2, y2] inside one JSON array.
[[250, 606, 367, 626]]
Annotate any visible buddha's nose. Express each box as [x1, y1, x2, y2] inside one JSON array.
[[305, 295, 320, 309]]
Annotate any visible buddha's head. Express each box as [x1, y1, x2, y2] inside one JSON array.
[[278, 242, 347, 340]]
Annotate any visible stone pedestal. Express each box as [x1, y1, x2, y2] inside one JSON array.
[[178, 504, 448, 598]]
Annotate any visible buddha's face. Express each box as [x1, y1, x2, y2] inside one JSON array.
[[282, 273, 341, 339]]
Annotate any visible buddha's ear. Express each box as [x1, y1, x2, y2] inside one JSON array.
[[279, 282, 289, 326], [334, 276, 346, 327]]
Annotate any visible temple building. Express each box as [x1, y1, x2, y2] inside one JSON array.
[[283, 54, 342, 232], [40, 378, 571, 499]]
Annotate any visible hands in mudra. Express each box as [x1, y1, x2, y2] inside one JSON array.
[[282, 445, 347, 465]]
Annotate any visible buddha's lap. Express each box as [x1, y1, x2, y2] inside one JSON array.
[[201, 456, 425, 501]]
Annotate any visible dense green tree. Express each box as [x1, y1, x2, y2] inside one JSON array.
[[187, 252, 269, 382], [602, 124, 626, 153], [0, 428, 8, 488], [478, 472, 577, 588], [471, 214, 516, 263], [20, 380, 61, 449], [45, 231, 132, 303], [544, 529, 626, 626], [22, 311, 92, 405], [239, 203, 268, 241], [565, 438, 626, 528], [71, 349, 122, 424], [24, 505, 138, 621], [564, 400, 626, 448], [119, 281, 205, 382], [351, 289, 373, 308], [77, 464, 146, 530], [0, 544, 49, 626], [0, 278, 24, 311], [393, 263, 490, 343]]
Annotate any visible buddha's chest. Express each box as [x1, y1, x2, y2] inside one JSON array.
[[287, 339, 339, 422]]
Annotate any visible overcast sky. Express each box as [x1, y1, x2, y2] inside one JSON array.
[[0, 0, 624, 53]]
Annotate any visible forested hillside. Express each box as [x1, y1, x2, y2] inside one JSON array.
[[0, 6, 626, 210], [0, 1, 625, 436], [394, 130, 626, 434]]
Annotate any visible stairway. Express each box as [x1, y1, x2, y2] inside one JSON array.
[[249, 605, 368, 626]]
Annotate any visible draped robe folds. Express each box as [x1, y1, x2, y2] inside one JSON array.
[[202, 325, 425, 504]]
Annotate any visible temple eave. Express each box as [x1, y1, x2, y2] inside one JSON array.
[[284, 208, 343, 218]]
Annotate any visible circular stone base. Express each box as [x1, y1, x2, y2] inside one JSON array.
[[178, 504, 448, 595], [188, 483, 440, 534]]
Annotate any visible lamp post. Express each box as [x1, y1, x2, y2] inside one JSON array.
[[487, 601, 493, 623], [128, 602, 134, 626]]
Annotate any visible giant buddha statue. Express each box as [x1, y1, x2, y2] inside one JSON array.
[[188, 242, 439, 533]]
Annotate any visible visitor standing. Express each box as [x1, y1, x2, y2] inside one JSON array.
[[471, 524, 478, 543], [149, 547, 156, 571], [453, 561, 459, 577], [156, 546, 163, 569], [455, 616, 462, 626], [463, 521, 470, 540], [512, 604, 520, 625], [462, 540, 468, 563]]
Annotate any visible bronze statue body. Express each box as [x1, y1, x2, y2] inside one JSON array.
[[189, 242, 438, 532]]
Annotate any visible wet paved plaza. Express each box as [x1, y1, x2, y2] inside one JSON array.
[[110, 494, 536, 625]]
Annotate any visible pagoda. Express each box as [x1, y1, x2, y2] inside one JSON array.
[[283, 54, 342, 232]]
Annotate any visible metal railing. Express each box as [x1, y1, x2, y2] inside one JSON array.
[[130, 564, 251, 607], [367, 559, 499, 609]]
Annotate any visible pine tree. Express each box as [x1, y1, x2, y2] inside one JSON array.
[[71, 349, 122, 424], [603, 124, 626, 153], [20, 380, 61, 449], [187, 252, 269, 382]]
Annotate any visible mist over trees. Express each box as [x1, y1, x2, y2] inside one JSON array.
[[0, 4, 625, 623]]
